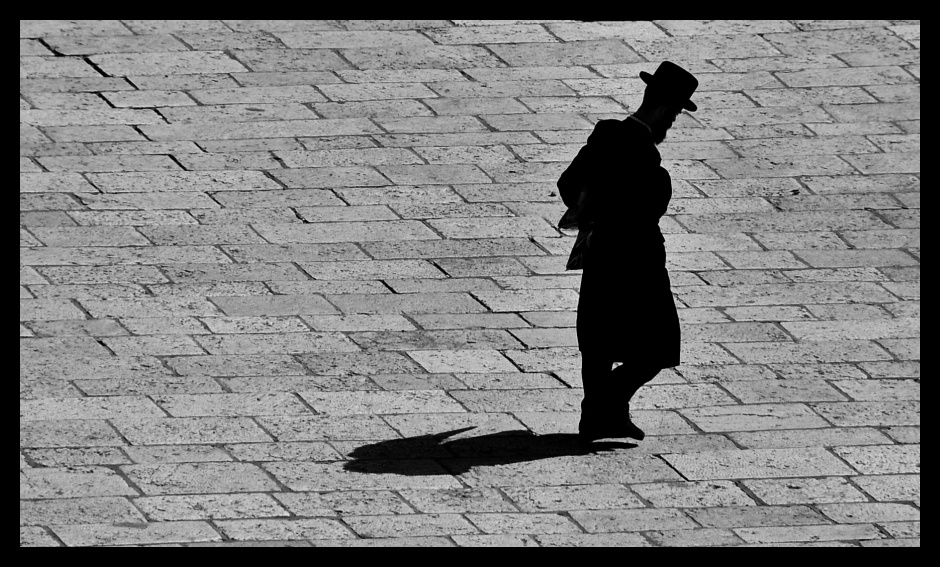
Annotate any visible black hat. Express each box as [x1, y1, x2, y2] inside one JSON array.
[[639, 61, 699, 112]]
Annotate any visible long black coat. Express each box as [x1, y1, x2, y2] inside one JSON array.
[[558, 118, 680, 367]]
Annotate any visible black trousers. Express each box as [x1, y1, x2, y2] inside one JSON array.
[[580, 352, 660, 424]]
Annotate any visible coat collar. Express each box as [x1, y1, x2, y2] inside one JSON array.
[[627, 114, 652, 135], [622, 116, 661, 162]]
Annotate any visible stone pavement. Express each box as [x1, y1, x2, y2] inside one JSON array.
[[19, 20, 919, 547]]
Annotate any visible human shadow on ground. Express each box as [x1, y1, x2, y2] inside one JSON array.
[[343, 427, 636, 476]]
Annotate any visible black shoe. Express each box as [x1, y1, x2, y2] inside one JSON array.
[[578, 415, 645, 442]]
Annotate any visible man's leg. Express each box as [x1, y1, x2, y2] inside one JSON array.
[[579, 351, 612, 433], [580, 354, 646, 441], [604, 363, 658, 441], [611, 364, 660, 404]]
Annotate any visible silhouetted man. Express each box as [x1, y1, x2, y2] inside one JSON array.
[[557, 61, 699, 442]]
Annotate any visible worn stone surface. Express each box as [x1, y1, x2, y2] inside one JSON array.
[[19, 19, 920, 547]]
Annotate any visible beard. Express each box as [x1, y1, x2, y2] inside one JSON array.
[[651, 123, 668, 145], [651, 118, 673, 145]]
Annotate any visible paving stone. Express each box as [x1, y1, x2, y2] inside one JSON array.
[[662, 448, 855, 480], [764, 26, 913, 54], [21, 336, 112, 359], [142, 117, 381, 141], [408, 349, 518, 373], [102, 335, 206, 356], [262, 412, 406, 441], [349, 329, 520, 351], [196, 316, 307, 335], [76, 296, 223, 318], [539, 532, 652, 547], [195, 332, 358, 355], [20, 77, 136, 95], [879, 520, 920, 539], [735, 523, 885, 544], [371, 374, 466, 391], [363, 238, 543, 260], [325, 293, 488, 315], [852, 474, 919, 503], [720, 380, 849, 404], [67, 210, 199, 226], [680, 403, 831, 432], [112, 417, 273, 445], [767, 364, 868, 381], [569, 508, 697, 533], [502, 484, 644, 512], [187, 85, 323, 106], [832, 379, 919, 402], [683, 504, 828, 529], [817, 502, 919, 524], [342, 514, 477, 538], [274, 490, 412, 517], [125, 73, 240, 92], [378, 134, 536, 153], [208, 295, 339, 317], [832, 444, 920, 475], [25, 447, 129, 468], [727, 427, 892, 450], [264, 460, 461, 492], [19, 298, 87, 322], [723, 341, 893, 364], [722, 306, 814, 322], [21, 466, 137, 499], [123, 445, 232, 465], [152, 393, 311, 418], [122, 462, 278, 495], [21, 396, 166, 421], [300, 390, 466, 415], [301, 314, 413, 332], [742, 477, 868, 505], [220, 244, 362, 264], [801, 304, 891, 321], [21, 496, 145, 526], [135, 493, 290, 521], [781, 318, 918, 341], [858, 360, 920, 379], [51, 521, 221, 547], [385, 278, 502, 295], [220, 374, 380, 393], [89, 51, 247, 76], [162, 103, 318, 124], [631, 480, 757, 508], [882, 426, 920, 445], [21, 90, 107, 110], [20, 419, 126, 448], [646, 528, 746, 547], [383, 412, 526, 440], [458, 452, 683, 489], [22, 108, 163, 128], [782, 267, 889, 284], [451, 534, 538, 547], [254, 220, 441, 244], [467, 512, 582, 535], [810, 401, 919, 427]]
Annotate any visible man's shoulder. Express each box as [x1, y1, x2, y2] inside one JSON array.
[[589, 118, 646, 143], [593, 118, 630, 133]]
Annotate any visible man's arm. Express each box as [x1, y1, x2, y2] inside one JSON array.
[[557, 120, 619, 208]]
